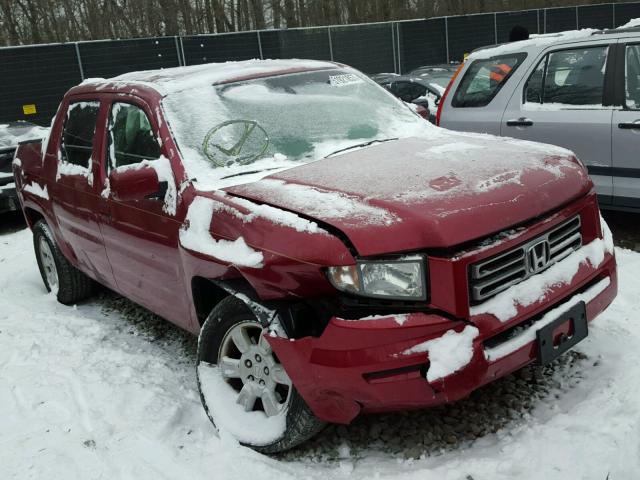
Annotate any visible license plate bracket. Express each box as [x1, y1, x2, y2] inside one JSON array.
[[536, 301, 588, 366]]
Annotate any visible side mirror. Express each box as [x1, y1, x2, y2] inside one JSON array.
[[109, 164, 162, 202]]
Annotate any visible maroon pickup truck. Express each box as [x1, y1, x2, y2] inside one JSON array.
[[13, 59, 617, 453]]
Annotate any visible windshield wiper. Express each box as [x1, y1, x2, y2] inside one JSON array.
[[219, 166, 282, 180], [324, 138, 398, 158]]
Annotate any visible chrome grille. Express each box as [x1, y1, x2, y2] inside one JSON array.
[[470, 216, 582, 302]]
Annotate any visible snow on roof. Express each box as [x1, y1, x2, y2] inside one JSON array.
[[620, 17, 640, 29], [468, 28, 599, 61], [80, 59, 338, 96]]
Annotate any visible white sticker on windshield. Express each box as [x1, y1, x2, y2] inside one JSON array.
[[329, 74, 364, 87]]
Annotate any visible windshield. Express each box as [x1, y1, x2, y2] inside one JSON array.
[[162, 68, 431, 189]]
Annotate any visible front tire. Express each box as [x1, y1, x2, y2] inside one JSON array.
[[196, 296, 325, 453], [33, 220, 93, 304]]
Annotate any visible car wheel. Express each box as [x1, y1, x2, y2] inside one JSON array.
[[33, 220, 93, 304], [196, 296, 325, 453]]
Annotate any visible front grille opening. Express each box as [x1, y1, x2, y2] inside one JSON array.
[[475, 248, 525, 278], [475, 269, 528, 299], [469, 215, 582, 303]]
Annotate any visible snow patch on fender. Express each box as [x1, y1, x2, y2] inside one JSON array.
[[23, 181, 49, 200], [471, 234, 612, 323], [197, 362, 286, 446], [180, 196, 263, 268], [403, 325, 479, 382]]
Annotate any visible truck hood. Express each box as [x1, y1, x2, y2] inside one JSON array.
[[224, 135, 591, 256]]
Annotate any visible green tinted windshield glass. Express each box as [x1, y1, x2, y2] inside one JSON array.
[[162, 69, 427, 172]]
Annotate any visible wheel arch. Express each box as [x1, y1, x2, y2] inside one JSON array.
[[23, 206, 45, 229]]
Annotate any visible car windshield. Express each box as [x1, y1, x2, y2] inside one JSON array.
[[162, 68, 430, 188]]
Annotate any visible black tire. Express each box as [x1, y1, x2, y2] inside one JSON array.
[[33, 220, 93, 305], [196, 295, 325, 454]]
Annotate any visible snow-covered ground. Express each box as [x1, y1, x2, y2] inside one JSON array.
[[2, 225, 640, 479]]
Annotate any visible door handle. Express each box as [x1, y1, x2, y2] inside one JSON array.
[[618, 122, 640, 130], [506, 118, 534, 127]]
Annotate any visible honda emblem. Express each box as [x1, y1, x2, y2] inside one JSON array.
[[527, 240, 550, 274]]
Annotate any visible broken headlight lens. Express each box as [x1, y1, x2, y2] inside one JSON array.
[[327, 257, 426, 300]]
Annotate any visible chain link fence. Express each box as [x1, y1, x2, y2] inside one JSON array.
[[2, 2, 640, 125]]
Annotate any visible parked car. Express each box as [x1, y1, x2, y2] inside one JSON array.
[[437, 24, 640, 211], [407, 63, 460, 90], [376, 76, 444, 122], [368, 72, 400, 84], [373, 65, 459, 123], [13, 59, 617, 454], [0, 122, 48, 215]]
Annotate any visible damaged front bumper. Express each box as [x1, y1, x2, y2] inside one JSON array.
[[267, 253, 617, 425]]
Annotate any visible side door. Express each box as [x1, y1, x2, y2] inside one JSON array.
[[440, 52, 527, 135], [49, 99, 116, 288], [612, 42, 640, 208], [100, 98, 189, 323], [501, 42, 615, 205]]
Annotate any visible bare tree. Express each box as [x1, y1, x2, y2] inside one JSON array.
[[0, 0, 635, 46]]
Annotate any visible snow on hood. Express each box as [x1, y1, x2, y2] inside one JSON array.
[[225, 132, 591, 256]]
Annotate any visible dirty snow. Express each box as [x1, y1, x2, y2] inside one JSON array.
[[2, 225, 640, 478], [197, 362, 286, 445], [179, 196, 263, 268], [22, 181, 49, 200], [471, 219, 614, 322], [403, 325, 480, 382]]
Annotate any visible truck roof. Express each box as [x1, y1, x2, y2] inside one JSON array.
[[70, 59, 340, 98]]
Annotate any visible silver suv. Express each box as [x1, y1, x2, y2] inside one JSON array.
[[439, 25, 640, 211]]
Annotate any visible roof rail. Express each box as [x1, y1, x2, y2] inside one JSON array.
[[595, 26, 640, 35]]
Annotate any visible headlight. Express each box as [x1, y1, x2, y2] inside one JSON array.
[[327, 256, 427, 300]]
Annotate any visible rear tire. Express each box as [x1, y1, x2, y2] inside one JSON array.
[[33, 220, 93, 304], [196, 296, 325, 453]]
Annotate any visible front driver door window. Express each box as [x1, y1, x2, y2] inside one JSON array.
[[502, 44, 614, 204], [102, 100, 188, 324], [107, 103, 161, 172]]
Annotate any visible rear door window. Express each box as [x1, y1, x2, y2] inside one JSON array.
[[61, 101, 100, 167], [524, 46, 609, 107], [626, 44, 640, 110], [452, 53, 526, 107], [107, 102, 160, 172]]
